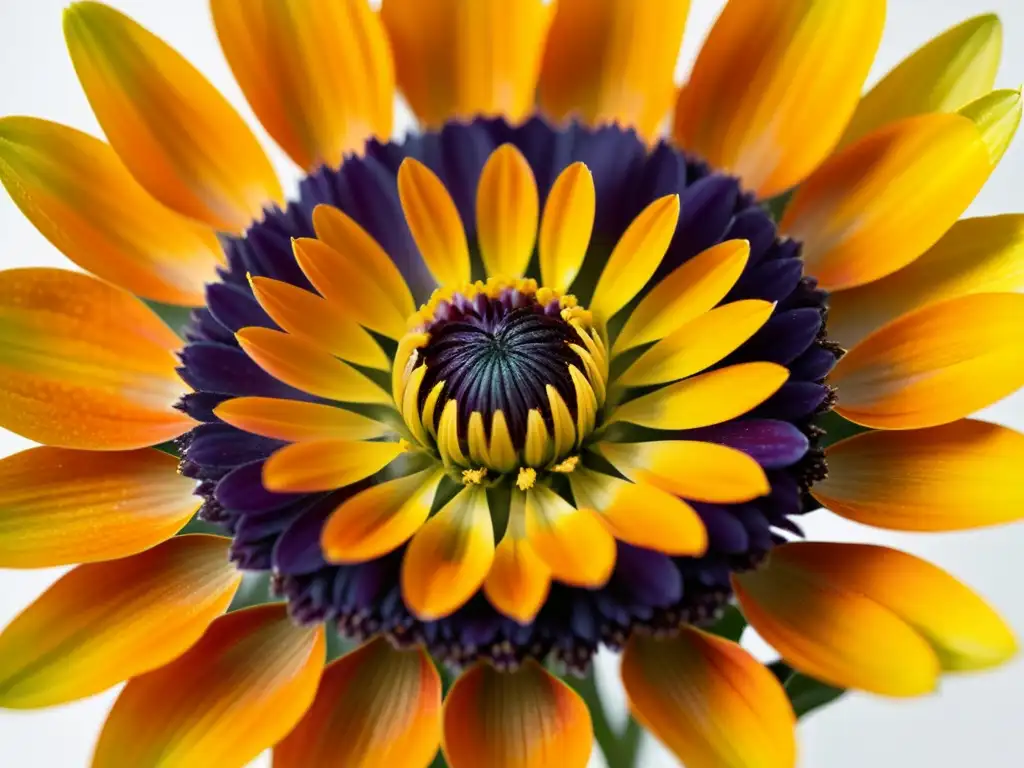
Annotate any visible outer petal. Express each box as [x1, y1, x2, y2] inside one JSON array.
[[397, 158, 471, 287], [262, 439, 405, 493], [829, 293, 1024, 429], [443, 660, 592, 768], [539, 0, 689, 140], [959, 87, 1023, 166], [402, 486, 495, 620], [0, 117, 221, 305], [0, 535, 239, 709], [538, 162, 595, 292], [64, 1, 282, 232], [781, 113, 990, 291], [477, 144, 539, 279], [828, 215, 1024, 349], [0, 447, 197, 568], [622, 628, 796, 768], [524, 484, 616, 588], [211, 0, 393, 171], [839, 14, 1002, 148], [814, 420, 1024, 532], [214, 397, 390, 443], [273, 638, 441, 768], [484, 531, 552, 625], [0, 268, 192, 449], [674, 0, 885, 198], [382, 0, 552, 127], [92, 603, 324, 768], [608, 362, 789, 430]]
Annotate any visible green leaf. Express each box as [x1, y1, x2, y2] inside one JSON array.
[[816, 410, 871, 448], [706, 604, 747, 642], [762, 188, 795, 223], [228, 571, 274, 612], [785, 672, 846, 718], [177, 515, 223, 536], [143, 298, 194, 338]]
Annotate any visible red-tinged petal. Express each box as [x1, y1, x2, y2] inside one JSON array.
[[0, 267, 193, 450], [524, 484, 616, 588], [0, 446, 197, 568], [0, 116, 222, 305], [0, 535, 239, 709], [262, 439, 405, 493], [622, 628, 796, 768], [274, 638, 441, 768], [92, 604, 325, 768], [214, 397, 390, 443], [64, 1, 282, 232], [443, 660, 592, 768]]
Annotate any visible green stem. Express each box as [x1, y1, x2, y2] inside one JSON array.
[[568, 670, 642, 768]]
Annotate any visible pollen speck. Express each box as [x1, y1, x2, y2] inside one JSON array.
[[516, 467, 537, 490], [462, 467, 488, 485], [551, 456, 580, 474]]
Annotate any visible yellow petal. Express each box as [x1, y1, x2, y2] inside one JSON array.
[[622, 628, 796, 768], [734, 543, 941, 697], [262, 440, 404, 493], [381, 0, 552, 127], [590, 194, 680, 322], [0, 447, 197, 568], [312, 204, 417, 320], [484, 535, 552, 626], [443, 660, 592, 768], [273, 638, 441, 768], [214, 397, 389, 443], [0, 267, 192, 450], [600, 440, 770, 505], [782, 113, 990, 291], [397, 158, 471, 287], [93, 604, 324, 768], [211, 0, 393, 171], [618, 300, 774, 387], [538, 162, 595, 292], [236, 326, 391, 404], [322, 467, 445, 563], [0, 535, 239, 709], [477, 144, 539, 279], [840, 14, 1003, 148], [815, 420, 1024, 532], [291, 237, 408, 340], [613, 239, 751, 356], [828, 214, 1024, 349], [64, 1, 282, 232], [608, 362, 789, 431], [249, 276, 389, 370], [0, 117, 222, 305], [568, 468, 707, 555], [402, 485, 495, 620], [829, 293, 1024, 429], [539, 0, 689, 141], [524, 484, 615, 588], [675, 0, 885, 198], [959, 87, 1023, 166]]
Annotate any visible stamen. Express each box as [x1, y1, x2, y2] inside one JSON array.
[[516, 467, 537, 490], [551, 456, 580, 474], [462, 467, 488, 485]]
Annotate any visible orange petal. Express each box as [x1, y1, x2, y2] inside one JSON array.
[[828, 214, 1024, 349], [622, 628, 796, 768], [214, 397, 389, 443], [236, 326, 391, 404], [64, 1, 282, 232], [322, 468, 446, 563], [568, 468, 707, 555], [782, 113, 990, 291], [738, 543, 1016, 683], [93, 604, 324, 767], [815, 420, 1024, 532], [381, 0, 552, 127], [0, 267, 192, 449], [477, 144, 540, 279], [608, 362, 789, 431], [211, 0, 393, 171], [402, 486, 495, 620], [263, 440, 405, 493], [443, 660, 592, 768], [484, 492, 552, 624], [249, 276, 389, 370], [273, 637, 441, 768], [675, 0, 885, 198], [599, 440, 771, 505], [0, 535, 239, 709], [538, 162, 595, 292], [0, 116, 222, 305], [829, 293, 1024, 429], [0, 446, 197, 568], [524, 484, 615, 588], [734, 544, 941, 696], [539, 0, 689, 141], [397, 158, 471, 287]]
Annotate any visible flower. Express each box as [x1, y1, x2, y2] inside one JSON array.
[[1, 1, 1023, 767]]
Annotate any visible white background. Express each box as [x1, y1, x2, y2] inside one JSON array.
[[1, 1, 1023, 766]]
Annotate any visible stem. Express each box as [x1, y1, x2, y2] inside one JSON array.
[[568, 670, 642, 768]]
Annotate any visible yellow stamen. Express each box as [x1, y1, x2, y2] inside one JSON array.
[[462, 467, 488, 485], [551, 456, 580, 474], [516, 467, 537, 491]]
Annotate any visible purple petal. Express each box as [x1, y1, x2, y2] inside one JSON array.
[[679, 419, 809, 469]]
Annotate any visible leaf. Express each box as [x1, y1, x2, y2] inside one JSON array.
[[705, 603, 747, 642], [785, 672, 846, 718], [144, 298, 194, 339], [817, 410, 871, 448]]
